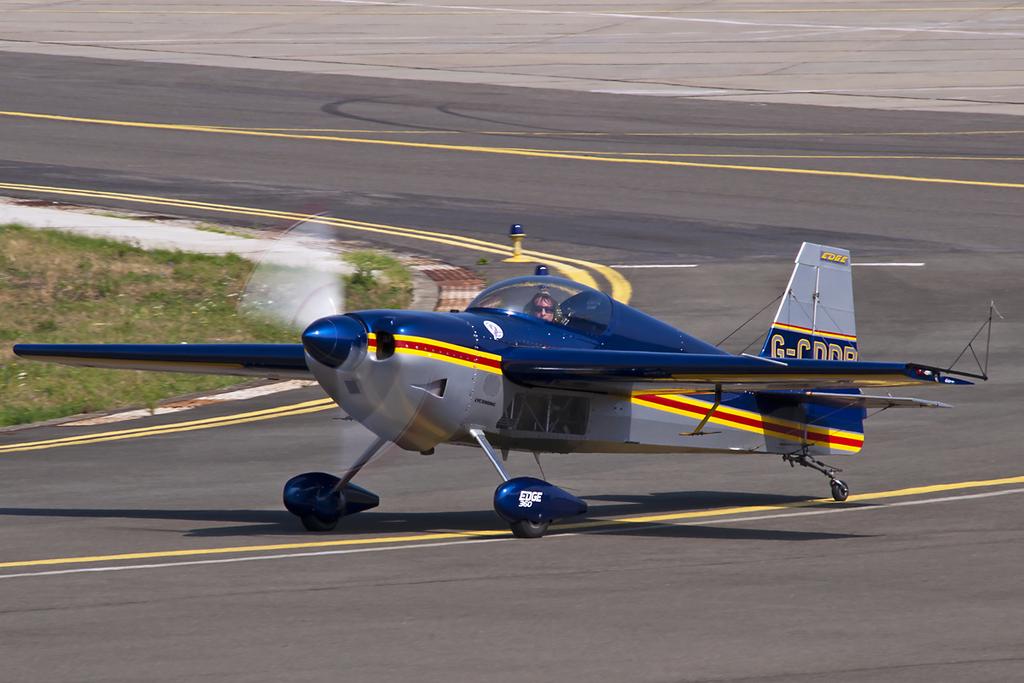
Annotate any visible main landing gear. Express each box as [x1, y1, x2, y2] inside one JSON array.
[[783, 451, 850, 502], [470, 428, 588, 538], [283, 435, 389, 531]]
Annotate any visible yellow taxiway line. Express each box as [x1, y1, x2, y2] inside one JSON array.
[[501, 150, 1024, 161], [1, 110, 1021, 193], [1, 474, 1021, 570], [0, 181, 631, 302], [0, 399, 338, 454], [591, 475, 1024, 526], [166, 127, 1024, 138]]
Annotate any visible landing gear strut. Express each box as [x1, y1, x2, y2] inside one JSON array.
[[783, 451, 850, 502]]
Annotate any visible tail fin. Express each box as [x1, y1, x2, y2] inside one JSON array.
[[761, 242, 858, 361]]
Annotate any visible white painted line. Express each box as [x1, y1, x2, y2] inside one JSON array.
[[48, 34, 672, 45], [0, 536, 529, 580], [61, 406, 193, 427], [607, 262, 918, 270], [740, 86, 1024, 96], [194, 380, 317, 402], [591, 89, 737, 97], [2, 487, 1019, 580], [316, 0, 1024, 38], [610, 264, 699, 269], [60, 380, 319, 426], [595, 84, 1024, 99]]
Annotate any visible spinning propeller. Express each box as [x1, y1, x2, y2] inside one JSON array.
[[238, 215, 403, 529], [238, 214, 347, 331]]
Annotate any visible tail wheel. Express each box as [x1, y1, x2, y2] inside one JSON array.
[[510, 519, 549, 539], [830, 479, 850, 502]]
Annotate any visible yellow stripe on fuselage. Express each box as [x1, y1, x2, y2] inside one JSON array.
[[394, 346, 504, 374], [368, 333, 504, 374]]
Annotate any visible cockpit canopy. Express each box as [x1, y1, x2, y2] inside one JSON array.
[[467, 276, 613, 337]]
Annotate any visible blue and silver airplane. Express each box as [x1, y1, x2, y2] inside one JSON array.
[[14, 242, 977, 538]]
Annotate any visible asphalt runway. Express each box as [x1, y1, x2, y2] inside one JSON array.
[[1, 51, 1023, 681]]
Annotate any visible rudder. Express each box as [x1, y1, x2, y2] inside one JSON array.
[[761, 242, 858, 361]]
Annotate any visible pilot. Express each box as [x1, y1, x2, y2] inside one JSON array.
[[525, 292, 558, 322]]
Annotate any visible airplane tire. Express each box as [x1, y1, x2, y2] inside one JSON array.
[[300, 514, 339, 532], [831, 479, 850, 502], [510, 519, 549, 539]]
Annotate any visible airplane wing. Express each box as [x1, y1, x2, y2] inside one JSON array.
[[12, 343, 311, 379], [500, 349, 974, 394]]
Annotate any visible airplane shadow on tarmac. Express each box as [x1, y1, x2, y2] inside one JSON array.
[[0, 490, 871, 541]]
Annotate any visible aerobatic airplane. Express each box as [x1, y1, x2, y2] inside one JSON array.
[[14, 242, 978, 538]]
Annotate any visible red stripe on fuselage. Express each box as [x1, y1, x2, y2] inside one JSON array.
[[393, 339, 503, 370]]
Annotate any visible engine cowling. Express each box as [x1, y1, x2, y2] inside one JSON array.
[[303, 312, 488, 452]]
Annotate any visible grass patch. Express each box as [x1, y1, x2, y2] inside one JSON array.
[[343, 250, 413, 310], [0, 225, 410, 426], [0, 223, 295, 426]]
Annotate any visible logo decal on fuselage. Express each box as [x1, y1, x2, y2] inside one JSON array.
[[483, 320, 504, 340], [518, 490, 543, 508], [820, 251, 849, 265]]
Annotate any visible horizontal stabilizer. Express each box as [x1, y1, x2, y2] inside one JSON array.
[[796, 391, 952, 409], [12, 343, 311, 379], [501, 348, 974, 394]]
